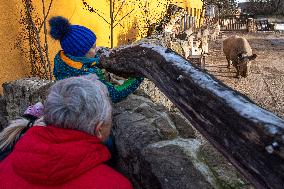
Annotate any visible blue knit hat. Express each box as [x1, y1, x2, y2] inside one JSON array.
[[49, 16, 97, 57]]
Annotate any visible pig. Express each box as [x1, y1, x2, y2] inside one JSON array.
[[223, 35, 257, 78]]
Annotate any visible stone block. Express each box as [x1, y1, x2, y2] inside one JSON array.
[[0, 95, 8, 130], [2, 78, 53, 119]]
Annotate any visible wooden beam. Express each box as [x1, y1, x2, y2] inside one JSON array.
[[99, 43, 284, 189]]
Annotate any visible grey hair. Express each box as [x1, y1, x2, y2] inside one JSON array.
[[44, 75, 112, 135]]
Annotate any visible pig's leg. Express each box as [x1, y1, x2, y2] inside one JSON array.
[[226, 57, 231, 69], [246, 62, 251, 76], [236, 65, 241, 78]]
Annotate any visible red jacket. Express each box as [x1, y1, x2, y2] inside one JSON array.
[[0, 126, 133, 189]]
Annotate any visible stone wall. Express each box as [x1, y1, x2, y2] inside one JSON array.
[[0, 78, 253, 189], [139, 79, 174, 110], [113, 92, 253, 189], [0, 95, 8, 130], [2, 78, 53, 120]]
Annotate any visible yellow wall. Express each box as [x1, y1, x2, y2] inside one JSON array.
[[0, 0, 203, 92], [43, 0, 203, 48], [112, 0, 204, 46], [0, 1, 30, 91]]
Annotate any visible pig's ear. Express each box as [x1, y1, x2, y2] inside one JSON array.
[[249, 54, 257, 60]]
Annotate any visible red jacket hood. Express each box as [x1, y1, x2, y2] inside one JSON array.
[[10, 126, 110, 185]]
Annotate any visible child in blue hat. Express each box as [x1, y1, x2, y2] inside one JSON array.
[[49, 16, 144, 103], [49, 17, 143, 160]]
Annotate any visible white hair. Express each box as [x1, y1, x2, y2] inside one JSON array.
[[44, 75, 112, 135]]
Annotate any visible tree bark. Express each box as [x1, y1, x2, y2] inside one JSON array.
[[99, 43, 284, 189]]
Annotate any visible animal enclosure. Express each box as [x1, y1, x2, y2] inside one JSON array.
[[219, 16, 248, 31]]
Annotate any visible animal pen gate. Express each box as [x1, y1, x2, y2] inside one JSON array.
[[219, 16, 248, 31], [179, 14, 196, 31]]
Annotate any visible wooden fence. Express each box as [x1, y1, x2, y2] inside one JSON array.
[[100, 43, 284, 189], [179, 14, 196, 31], [219, 17, 248, 31]]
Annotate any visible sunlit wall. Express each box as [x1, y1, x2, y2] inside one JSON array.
[[0, 0, 203, 92]]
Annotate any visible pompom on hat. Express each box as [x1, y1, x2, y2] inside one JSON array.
[[49, 16, 97, 57]]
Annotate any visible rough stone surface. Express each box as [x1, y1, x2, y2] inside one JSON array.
[[0, 95, 8, 130], [113, 111, 163, 189], [112, 93, 253, 189], [170, 112, 196, 138], [2, 78, 253, 189], [2, 77, 53, 120], [139, 79, 174, 110], [199, 143, 254, 189], [143, 139, 214, 189]]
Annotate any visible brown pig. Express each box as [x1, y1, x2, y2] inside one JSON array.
[[223, 35, 257, 78]]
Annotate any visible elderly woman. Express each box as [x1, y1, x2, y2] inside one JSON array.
[[0, 75, 133, 189]]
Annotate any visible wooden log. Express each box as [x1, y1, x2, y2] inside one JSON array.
[[99, 43, 284, 189]]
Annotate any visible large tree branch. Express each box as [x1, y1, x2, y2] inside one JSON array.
[[100, 43, 284, 189]]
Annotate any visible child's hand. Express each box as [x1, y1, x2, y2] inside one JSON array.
[[97, 47, 112, 61], [94, 46, 102, 54], [97, 46, 111, 54]]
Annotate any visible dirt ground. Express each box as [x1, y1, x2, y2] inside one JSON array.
[[205, 32, 284, 119]]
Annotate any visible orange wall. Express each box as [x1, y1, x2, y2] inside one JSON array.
[[0, 0, 203, 93], [0, 1, 30, 93]]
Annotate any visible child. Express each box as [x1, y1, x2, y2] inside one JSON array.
[[0, 102, 45, 160], [49, 16, 144, 103]]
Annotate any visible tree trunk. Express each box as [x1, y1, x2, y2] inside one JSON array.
[[99, 43, 284, 189]]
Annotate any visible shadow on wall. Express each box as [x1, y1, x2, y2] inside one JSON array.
[[117, 18, 140, 46]]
